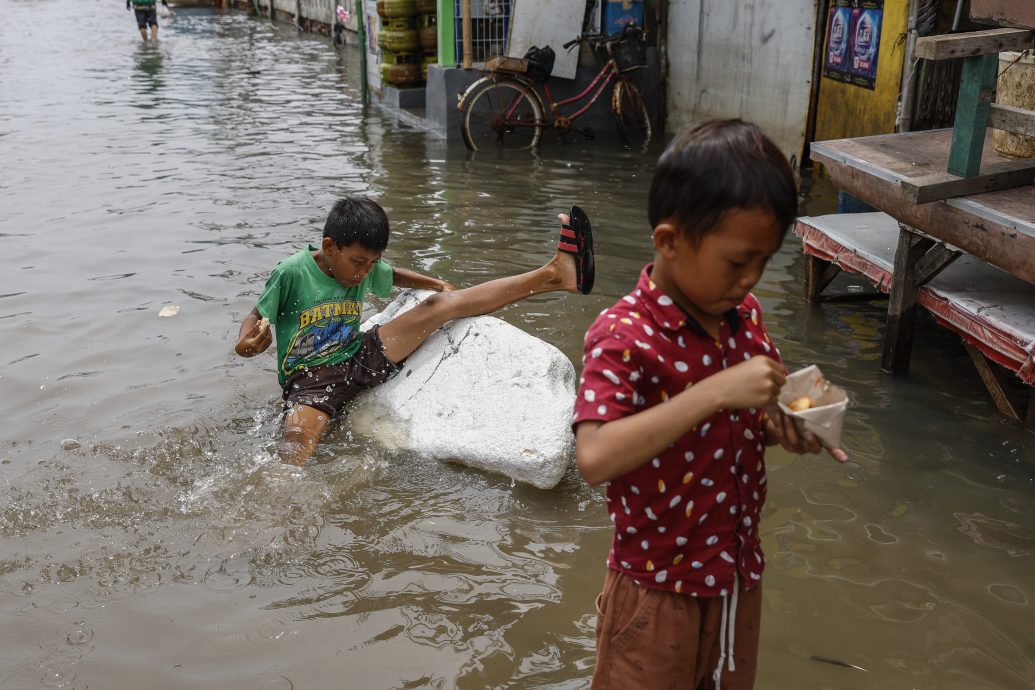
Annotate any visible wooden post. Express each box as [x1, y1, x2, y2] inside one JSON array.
[[962, 342, 1021, 419], [461, 0, 472, 69], [897, 0, 920, 132], [947, 53, 999, 177], [804, 255, 840, 303], [881, 225, 934, 375]]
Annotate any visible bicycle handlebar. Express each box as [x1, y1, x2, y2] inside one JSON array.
[[564, 23, 646, 52]]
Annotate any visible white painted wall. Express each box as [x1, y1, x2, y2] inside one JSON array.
[[666, 0, 817, 163]]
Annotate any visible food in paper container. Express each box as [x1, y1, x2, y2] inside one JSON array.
[[788, 396, 812, 412], [775, 365, 848, 448]]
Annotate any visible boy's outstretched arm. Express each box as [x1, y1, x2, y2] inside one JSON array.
[[235, 306, 272, 357], [576, 356, 786, 486], [391, 267, 456, 292]]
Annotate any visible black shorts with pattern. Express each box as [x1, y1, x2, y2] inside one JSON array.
[[281, 326, 399, 418]]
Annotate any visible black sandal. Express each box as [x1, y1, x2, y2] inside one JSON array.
[[557, 204, 594, 295]]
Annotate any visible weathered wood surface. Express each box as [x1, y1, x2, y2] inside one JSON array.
[[810, 129, 1035, 284], [900, 157, 1035, 203], [989, 103, 1035, 138], [914, 28, 1033, 59], [970, 0, 1035, 30]]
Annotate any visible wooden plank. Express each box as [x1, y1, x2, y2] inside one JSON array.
[[809, 131, 1035, 284], [914, 28, 1033, 60], [915, 245, 961, 285], [989, 103, 1035, 138], [971, 0, 1035, 30], [963, 341, 1022, 419], [948, 54, 1000, 177], [900, 158, 1035, 203]]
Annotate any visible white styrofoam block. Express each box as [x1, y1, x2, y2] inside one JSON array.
[[350, 290, 576, 489]]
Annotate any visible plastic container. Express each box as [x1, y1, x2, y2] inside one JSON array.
[[993, 51, 1035, 158], [602, 0, 643, 36]]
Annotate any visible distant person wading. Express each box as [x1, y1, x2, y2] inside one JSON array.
[[128, 0, 170, 41]]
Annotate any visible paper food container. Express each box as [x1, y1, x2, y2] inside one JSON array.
[[775, 365, 848, 448]]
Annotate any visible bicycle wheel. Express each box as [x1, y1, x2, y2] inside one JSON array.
[[461, 79, 544, 152], [613, 81, 652, 150]]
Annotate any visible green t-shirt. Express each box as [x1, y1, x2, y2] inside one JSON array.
[[256, 246, 394, 386], [131, 0, 157, 8]]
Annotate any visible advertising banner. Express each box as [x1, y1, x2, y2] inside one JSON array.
[[824, 0, 883, 90]]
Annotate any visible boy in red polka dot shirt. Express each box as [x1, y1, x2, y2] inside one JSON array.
[[574, 120, 847, 690]]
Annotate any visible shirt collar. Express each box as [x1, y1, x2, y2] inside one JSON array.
[[636, 263, 741, 337]]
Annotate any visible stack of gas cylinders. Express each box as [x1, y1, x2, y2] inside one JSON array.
[[378, 0, 437, 87]]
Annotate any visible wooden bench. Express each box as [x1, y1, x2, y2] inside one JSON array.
[[795, 212, 1035, 445]]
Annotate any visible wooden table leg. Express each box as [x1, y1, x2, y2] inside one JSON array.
[[882, 226, 931, 375], [881, 224, 962, 376], [804, 255, 840, 303]]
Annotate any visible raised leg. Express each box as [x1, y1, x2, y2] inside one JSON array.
[[378, 251, 577, 365]]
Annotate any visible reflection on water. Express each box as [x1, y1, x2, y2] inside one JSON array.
[[0, 3, 1033, 690]]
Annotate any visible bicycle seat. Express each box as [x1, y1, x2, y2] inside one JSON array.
[[485, 55, 529, 75]]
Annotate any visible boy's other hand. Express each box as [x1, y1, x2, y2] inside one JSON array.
[[707, 355, 785, 410], [437, 279, 457, 292], [236, 317, 273, 357], [765, 411, 849, 463]]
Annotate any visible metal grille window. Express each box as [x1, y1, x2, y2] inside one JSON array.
[[455, 0, 510, 66]]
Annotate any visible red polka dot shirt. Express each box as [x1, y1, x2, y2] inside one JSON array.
[[573, 264, 781, 597]]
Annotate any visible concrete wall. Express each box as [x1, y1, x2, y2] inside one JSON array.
[[666, 0, 818, 164]]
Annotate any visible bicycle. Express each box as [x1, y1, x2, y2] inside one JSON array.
[[456, 25, 652, 152]]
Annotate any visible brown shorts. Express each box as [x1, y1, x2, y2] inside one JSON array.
[[591, 569, 762, 690], [281, 326, 398, 418]]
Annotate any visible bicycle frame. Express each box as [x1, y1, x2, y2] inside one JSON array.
[[488, 58, 621, 128], [541, 60, 618, 123]]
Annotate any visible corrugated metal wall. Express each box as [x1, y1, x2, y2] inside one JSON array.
[[666, 0, 818, 163]]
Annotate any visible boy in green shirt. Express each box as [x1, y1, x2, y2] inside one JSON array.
[[235, 196, 595, 465]]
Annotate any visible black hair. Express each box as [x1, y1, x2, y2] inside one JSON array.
[[648, 119, 798, 242], [323, 197, 390, 251]]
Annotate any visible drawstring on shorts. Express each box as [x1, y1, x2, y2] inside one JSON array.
[[713, 572, 739, 690]]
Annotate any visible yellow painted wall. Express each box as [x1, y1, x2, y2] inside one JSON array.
[[814, 0, 909, 141]]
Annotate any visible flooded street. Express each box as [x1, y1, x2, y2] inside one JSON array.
[[1, 3, 1033, 688]]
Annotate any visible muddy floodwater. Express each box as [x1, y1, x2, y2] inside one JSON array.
[[1, 4, 1033, 689]]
